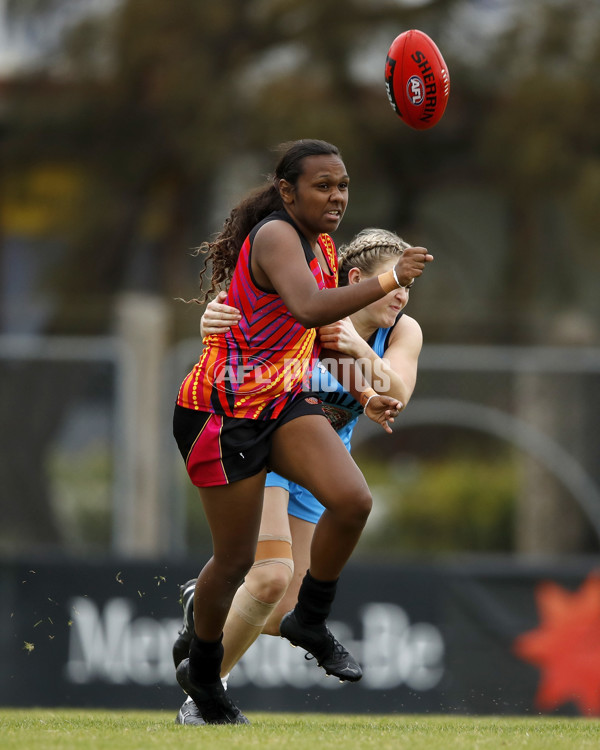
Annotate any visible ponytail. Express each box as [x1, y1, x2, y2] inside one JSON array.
[[195, 139, 341, 303]]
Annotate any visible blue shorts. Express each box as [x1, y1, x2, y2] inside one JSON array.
[[265, 472, 325, 524], [265, 418, 356, 524]]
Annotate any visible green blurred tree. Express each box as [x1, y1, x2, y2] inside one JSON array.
[[2, 0, 458, 333], [474, 0, 600, 341], [1, 0, 599, 552], [4, 0, 599, 337], [0, 0, 454, 550]]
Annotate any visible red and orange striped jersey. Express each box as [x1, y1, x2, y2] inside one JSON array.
[[177, 210, 338, 420]]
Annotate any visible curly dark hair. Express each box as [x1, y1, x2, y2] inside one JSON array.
[[195, 139, 341, 302]]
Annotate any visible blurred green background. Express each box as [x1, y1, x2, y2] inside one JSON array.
[[1, 0, 599, 560]]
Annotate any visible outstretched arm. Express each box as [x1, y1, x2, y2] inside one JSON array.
[[252, 221, 433, 328]]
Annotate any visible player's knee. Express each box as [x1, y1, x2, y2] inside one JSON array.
[[342, 487, 372, 528], [246, 536, 294, 604], [214, 550, 256, 588], [246, 560, 294, 604]]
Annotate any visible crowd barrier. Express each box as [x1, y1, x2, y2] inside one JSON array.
[[2, 556, 598, 716]]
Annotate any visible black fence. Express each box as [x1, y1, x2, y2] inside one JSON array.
[[2, 557, 599, 716]]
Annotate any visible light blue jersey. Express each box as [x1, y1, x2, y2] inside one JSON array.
[[266, 319, 399, 523]]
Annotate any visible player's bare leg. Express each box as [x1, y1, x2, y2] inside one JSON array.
[[269, 414, 371, 681], [176, 472, 266, 725], [175, 483, 294, 724], [220, 486, 294, 675]]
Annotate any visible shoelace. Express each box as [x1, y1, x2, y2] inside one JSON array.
[[304, 630, 349, 664]]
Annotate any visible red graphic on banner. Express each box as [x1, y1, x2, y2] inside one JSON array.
[[513, 572, 600, 715]]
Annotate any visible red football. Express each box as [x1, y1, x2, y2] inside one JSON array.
[[385, 29, 450, 130]]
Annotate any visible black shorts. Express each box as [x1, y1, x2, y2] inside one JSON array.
[[173, 395, 326, 487]]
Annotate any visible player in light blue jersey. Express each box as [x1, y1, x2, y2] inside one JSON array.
[[174, 228, 423, 725]]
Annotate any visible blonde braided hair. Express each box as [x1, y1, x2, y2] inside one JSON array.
[[338, 228, 410, 287]]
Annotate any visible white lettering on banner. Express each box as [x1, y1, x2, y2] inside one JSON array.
[[230, 606, 444, 690], [360, 603, 444, 690], [65, 597, 179, 685], [65, 598, 444, 690]]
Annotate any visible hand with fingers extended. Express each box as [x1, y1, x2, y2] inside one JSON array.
[[393, 245, 434, 288], [201, 291, 241, 337], [318, 317, 364, 359], [362, 392, 403, 434]]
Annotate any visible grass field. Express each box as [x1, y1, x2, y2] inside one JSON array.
[[1, 709, 600, 750]]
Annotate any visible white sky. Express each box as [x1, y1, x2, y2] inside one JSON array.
[[0, 0, 520, 75], [0, 0, 119, 73]]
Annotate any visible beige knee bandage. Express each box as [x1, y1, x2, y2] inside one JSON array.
[[221, 536, 294, 676], [231, 583, 276, 627], [251, 536, 294, 575]]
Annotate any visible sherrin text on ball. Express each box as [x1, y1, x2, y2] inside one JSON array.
[[385, 29, 450, 130]]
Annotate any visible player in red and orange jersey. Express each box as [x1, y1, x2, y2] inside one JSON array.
[[177, 228, 337, 425], [172, 139, 432, 724]]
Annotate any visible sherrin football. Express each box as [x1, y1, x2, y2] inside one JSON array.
[[385, 29, 450, 130]]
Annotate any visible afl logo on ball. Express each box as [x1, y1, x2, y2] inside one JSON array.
[[406, 75, 424, 105]]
